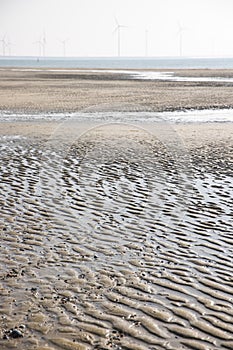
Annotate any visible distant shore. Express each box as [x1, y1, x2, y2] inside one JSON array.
[[1, 68, 233, 113]]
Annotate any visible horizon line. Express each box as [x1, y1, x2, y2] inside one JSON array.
[[1, 55, 233, 60]]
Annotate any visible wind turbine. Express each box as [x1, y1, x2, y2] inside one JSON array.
[[42, 31, 46, 57], [6, 39, 13, 56], [33, 31, 46, 57], [113, 16, 127, 57], [33, 39, 43, 57], [0, 36, 7, 56], [59, 38, 69, 57], [145, 29, 149, 57], [177, 22, 186, 57]]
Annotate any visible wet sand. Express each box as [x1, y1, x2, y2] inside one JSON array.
[[1, 68, 233, 112], [0, 69, 233, 349]]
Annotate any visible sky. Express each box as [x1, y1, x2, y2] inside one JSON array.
[[1, 0, 233, 58]]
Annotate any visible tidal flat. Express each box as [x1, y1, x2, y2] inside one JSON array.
[[0, 68, 232, 349]]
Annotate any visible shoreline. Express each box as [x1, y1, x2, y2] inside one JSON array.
[[0, 108, 232, 144]]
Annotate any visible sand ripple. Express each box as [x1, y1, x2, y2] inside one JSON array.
[[0, 124, 232, 350]]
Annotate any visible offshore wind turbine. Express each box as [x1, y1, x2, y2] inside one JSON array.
[[6, 39, 13, 56], [0, 36, 7, 56], [33, 39, 43, 56], [59, 38, 69, 57], [42, 31, 46, 57], [33, 31, 46, 57], [113, 16, 127, 57], [177, 22, 186, 57], [145, 29, 149, 57]]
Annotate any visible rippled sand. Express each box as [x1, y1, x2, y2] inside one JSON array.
[[0, 118, 233, 350]]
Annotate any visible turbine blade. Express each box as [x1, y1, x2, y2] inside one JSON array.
[[112, 26, 118, 35], [114, 15, 119, 26]]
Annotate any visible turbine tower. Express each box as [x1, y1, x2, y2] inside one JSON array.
[[33, 39, 43, 57], [0, 36, 7, 56], [113, 16, 127, 57], [59, 38, 69, 57], [6, 39, 13, 56], [145, 29, 149, 57], [177, 22, 186, 57], [42, 31, 46, 57]]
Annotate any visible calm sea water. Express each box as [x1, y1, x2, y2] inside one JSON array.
[[1, 57, 233, 69]]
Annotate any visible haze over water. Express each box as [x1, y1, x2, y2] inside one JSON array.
[[1, 57, 233, 69]]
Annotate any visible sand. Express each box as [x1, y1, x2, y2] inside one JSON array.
[[0, 68, 233, 350], [1, 68, 233, 112]]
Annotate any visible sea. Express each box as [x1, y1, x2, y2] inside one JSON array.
[[1, 57, 233, 69]]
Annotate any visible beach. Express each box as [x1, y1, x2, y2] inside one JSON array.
[[0, 68, 233, 350], [1, 68, 233, 112]]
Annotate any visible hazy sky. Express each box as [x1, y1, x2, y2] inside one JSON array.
[[1, 0, 233, 57]]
